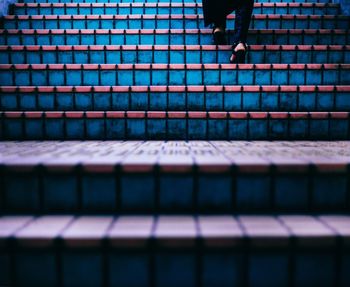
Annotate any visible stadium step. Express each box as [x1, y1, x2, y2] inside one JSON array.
[[2, 14, 349, 30], [11, 2, 341, 16], [1, 141, 350, 213], [0, 63, 349, 86], [1, 45, 349, 64], [1, 28, 349, 45], [1, 215, 350, 287], [1, 85, 350, 112]]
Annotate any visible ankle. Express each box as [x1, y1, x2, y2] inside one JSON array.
[[214, 26, 224, 33], [234, 42, 246, 52]]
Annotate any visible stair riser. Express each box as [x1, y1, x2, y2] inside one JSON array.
[[1, 116, 349, 140], [13, 6, 340, 15], [2, 48, 349, 64], [2, 31, 348, 45], [3, 17, 349, 30], [1, 67, 349, 86], [2, 169, 350, 213], [2, 89, 350, 112], [1, 245, 349, 287]]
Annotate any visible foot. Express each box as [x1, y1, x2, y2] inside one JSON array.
[[234, 42, 246, 52], [213, 27, 227, 45], [214, 27, 224, 34], [230, 41, 248, 63]]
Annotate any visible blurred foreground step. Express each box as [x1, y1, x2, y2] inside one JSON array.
[[1, 141, 350, 213], [0, 214, 350, 287], [2, 14, 350, 30], [1, 29, 349, 45], [1, 45, 350, 64], [1, 85, 350, 112], [11, 2, 341, 16]]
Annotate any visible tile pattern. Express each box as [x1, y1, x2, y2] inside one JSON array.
[[3, 14, 349, 30], [1, 0, 350, 285], [1, 111, 349, 140], [1, 45, 349, 64], [11, 3, 341, 16], [1, 28, 349, 45], [2, 141, 350, 171]]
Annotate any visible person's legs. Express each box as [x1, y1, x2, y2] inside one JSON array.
[[232, 0, 254, 44], [213, 14, 227, 45], [214, 16, 226, 31], [230, 0, 254, 62]]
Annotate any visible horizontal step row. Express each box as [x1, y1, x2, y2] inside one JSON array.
[[1, 45, 349, 64], [3, 141, 349, 172], [1, 141, 350, 213], [1, 215, 349, 287], [1, 111, 350, 140], [1, 85, 349, 112], [2, 214, 349, 246], [16, 0, 335, 4], [1, 29, 348, 45], [12, 2, 341, 15], [1, 64, 349, 86], [3, 14, 349, 30]]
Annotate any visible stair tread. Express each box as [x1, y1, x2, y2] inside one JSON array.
[[3, 85, 349, 112], [3, 110, 349, 116], [13, 2, 341, 7], [2, 44, 349, 49], [1, 29, 348, 45], [2, 84, 349, 91], [1, 141, 350, 172], [1, 63, 348, 86], [2, 45, 350, 65], [1, 214, 349, 247], [4, 14, 349, 30], [5, 13, 349, 17], [3, 28, 348, 31], [2, 112, 349, 140], [15, 0, 337, 3], [3, 63, 349, 67]]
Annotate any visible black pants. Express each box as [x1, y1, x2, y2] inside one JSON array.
[[214, 0, 254, 43]]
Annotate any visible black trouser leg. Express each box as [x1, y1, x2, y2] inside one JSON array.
[[214, 15, 226, 30], [232, 0, 254, 43]]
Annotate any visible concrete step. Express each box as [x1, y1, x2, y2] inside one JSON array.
[[3, 14, 349, 30], [1, 29, 348, 45], [1, 45, 349, 64], [0, 214, 349, 287], [1, 85, 349, 112], [1, 141, 350, 213], [0, 63, 349, 86], [11, 2, 341, 15]]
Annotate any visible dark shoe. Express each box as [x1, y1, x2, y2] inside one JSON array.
[[230, 41, 248, 63], [213, 28, 227, 45]]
